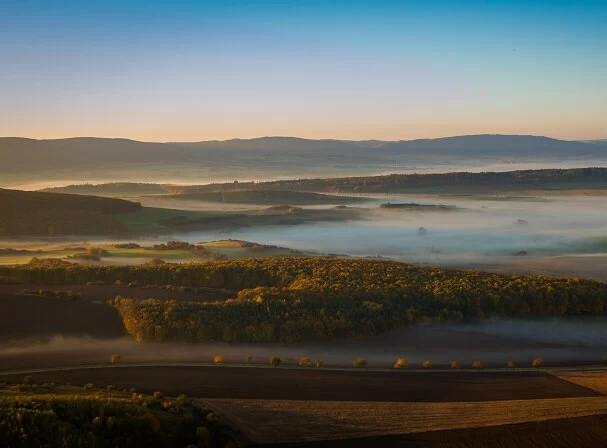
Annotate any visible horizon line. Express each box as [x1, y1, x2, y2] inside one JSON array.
[[1, 133, 605, 145]]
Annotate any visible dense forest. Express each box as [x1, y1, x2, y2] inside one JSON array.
[[2, 257, 606, 343], [220, 167, 607, 194], [0, 188, 141, 236], [0, 383, 232, 447]]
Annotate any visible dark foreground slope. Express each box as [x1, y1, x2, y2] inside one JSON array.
[[0, 188, 141, 236], [0, 383, 234, 448]]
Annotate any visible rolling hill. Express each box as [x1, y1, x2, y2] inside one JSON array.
[[0, 188, 141, 236], [2, 135, 605, 179]]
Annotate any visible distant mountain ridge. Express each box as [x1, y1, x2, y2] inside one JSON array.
[[1, 134, 605, 178]]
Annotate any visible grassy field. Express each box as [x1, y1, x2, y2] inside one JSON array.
[[0, 239, 308, 265]]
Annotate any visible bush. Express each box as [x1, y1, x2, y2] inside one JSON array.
[[507, 360, 516, 368], [84, 383, 94, 390], [214, 355, 223, 364], [153, 391, 163, 400], [532, 358, 545, 368], [246, 355, 253, 363], [315, 360, 324, 368], [472, 360, 483, 369], [110, 354, 121, 364], [451, 361, 460, 369], [298, 357, 313, 367], [114, 243, 141, 249], [422, 360, 433, 369], [353, 358, 368, 368], [269, 356, 282, 368], [393, 358, 408, 369], [106, 385, 115, 391]]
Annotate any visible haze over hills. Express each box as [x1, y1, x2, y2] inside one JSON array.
[[2, 134, 606, 188]]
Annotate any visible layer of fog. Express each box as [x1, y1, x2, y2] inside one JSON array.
[[164, 193, 607, 267], [2, 319, 607, 371], [1, 191, 606, 280]]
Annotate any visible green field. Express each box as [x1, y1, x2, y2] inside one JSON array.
[[0, 239, 308, 266]]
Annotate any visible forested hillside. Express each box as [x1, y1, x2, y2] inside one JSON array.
[[0, 189, 141, 236], [44, 168, 607, 197], [2, 257, 605, 343]]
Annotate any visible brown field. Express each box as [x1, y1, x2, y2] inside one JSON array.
[[255, 414, 607, 448], [0, 366, 605, 447], [204, 396, 607, 445], [0, 367, 596, 402], [0, 284, 231, 340], [0, 283, 232, 302], [556, 370, 607, 394]]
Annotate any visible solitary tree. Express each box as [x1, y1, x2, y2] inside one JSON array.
[[269, 356, 282, 368]]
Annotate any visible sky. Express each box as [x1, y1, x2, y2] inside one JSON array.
[[1, 0, 606, 141]]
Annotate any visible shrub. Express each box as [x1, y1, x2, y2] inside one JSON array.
[[315, 360, 324, 368], [175, 394, 189, 406], [299, 357, 313, 367], [110, 354, 121, 364], [114, 243, 141, 249], [393, 358, 408, 369], [246, 355, 253, 363], [422, 360, 433, 369], [450, 361, 460, 369], [214, 355, 223, 364], [532, 358, 545, 368], [353, 358, 368, 368], [84, 383, 94, 390], [153, 391, 162, 400], [106, 385, 115, 391], [269, 356, 282, 368], [507, 360, 516, 368], [472, 360, 483, 369]]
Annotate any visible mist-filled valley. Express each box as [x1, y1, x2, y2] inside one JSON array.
[[2, 188, 606, 281], [5, 1, 607, 445]]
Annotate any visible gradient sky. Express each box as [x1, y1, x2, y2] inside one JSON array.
[[1, 0, 606, 141]]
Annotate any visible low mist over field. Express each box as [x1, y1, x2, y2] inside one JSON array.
[[3, 317, 607, 372]]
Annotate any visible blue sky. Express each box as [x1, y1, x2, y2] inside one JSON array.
[[1, 0, 606, 141]]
